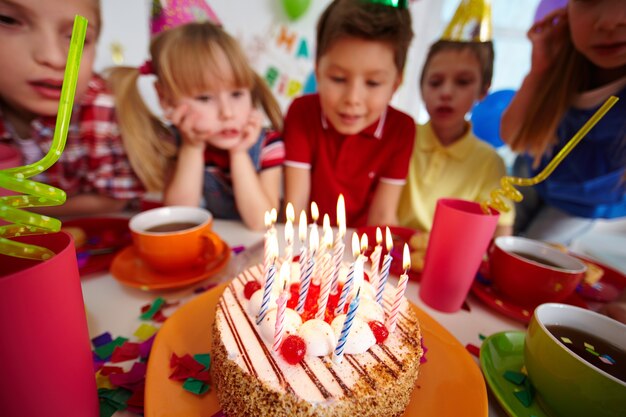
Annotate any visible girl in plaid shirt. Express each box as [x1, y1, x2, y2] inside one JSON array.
[[108, 21, 284, 231], [0, 0, 144, 216]]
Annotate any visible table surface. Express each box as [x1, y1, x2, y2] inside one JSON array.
[[81, 218, 626, 417]]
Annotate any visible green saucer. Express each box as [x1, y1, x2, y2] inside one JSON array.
[[480, 331, 551, 417]]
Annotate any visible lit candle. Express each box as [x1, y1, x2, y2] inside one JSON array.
[[297, 224, 318, 314], [257, 234, 278, 325], [369, 227, 383, 290], [376, 227, 393, 305], [284, 218, 294, 265], [331, 194, 346, 295], [335, 232, 360, 315], [332, 260, 363, 364], [298, 210, 308, 282], [273, 262, 290, 352], [386, 244, 410, 333], [315, 252, 333, 320], [315, 214, 332, 279], [263, 211, 272, 280]]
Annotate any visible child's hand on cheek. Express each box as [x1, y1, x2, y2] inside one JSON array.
[[230, 109, 263, 154], [527, 7, 569, 76], [167, 102, 210, 149]]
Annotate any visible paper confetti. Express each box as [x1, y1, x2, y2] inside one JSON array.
[[183, 378, 210, 395], [169, 352, 212, 396], [140, 297, 166, 320], [134, 323, 158, 341], [503, 370, 526, 385], [95, 337, 128, 361]]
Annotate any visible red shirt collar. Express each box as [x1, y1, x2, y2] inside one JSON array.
[[320, 108, 388, 140]]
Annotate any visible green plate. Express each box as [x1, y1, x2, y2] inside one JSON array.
[[480, 331, 551, 417]]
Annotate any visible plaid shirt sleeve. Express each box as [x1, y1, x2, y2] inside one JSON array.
[[46, 76, 145, 200]]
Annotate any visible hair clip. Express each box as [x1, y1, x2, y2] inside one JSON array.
[[363, 0, 409, 9], [138, 60, 154, 75]]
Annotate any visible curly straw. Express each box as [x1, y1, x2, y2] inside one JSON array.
[[0, 15, 88, 260], [481, 95, 619, 214]]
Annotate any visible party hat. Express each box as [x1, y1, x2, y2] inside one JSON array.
[[151, 0, 221, 37], [441, 0, 492, 42]]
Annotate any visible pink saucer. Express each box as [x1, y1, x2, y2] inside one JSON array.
[[110, 240, 231, 291], [471, 260, 587, 324]]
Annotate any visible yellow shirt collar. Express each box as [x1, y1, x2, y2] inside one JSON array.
[[417, 121, 476, 160]]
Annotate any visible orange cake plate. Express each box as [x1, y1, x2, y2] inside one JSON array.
[[145, 283, 488, 417]]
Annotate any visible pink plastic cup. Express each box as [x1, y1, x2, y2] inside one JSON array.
[[0, 232, 99, 417], [419, 198, 500, 312]]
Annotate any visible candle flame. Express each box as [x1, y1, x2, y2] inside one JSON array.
[[309, 225, 319, 252], [323, 213, 330, 231], [385, 227, 393, 252], [270, 233, 279, 261], [311, 201, 319, 221], [323, 219, 333, 248], [376, 227, 382, 245], [351, 232, 360, 258], [403, 243, 411, 271], [264, 211, 271, 228], [360, 233, 368, 253], [270, 208, 277, 225], [337, 194, 346, 237], [286, 202, 295, 223], [299, 210, 307, 242]]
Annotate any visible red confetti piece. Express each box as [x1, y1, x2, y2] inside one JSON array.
[[169, 353, 206, 381], [465, 343, 480, 358], [110, 342, 141, 363], [99, 366, 125, 376]]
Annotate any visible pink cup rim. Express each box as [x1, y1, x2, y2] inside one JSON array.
[[494, 236, 587, 273]]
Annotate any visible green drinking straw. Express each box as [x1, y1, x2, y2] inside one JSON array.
[[0, 15, 88, 260]]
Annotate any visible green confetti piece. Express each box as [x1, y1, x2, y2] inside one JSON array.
[[514, 389, 533, 407], [503, 370, 526, 385], [134, 323, 158, 341], [98, 388, 132, 411], [560, 337, 572, 344], [194, 353, 211, 370], [183, 378, 210, 395], [478, 333, 486, 341], [586, 348, 600, 356], [94, 337, 128, 360], [584, 342, 595, 351], [140, 297, 166, 320], [99, 400, 118, 417]]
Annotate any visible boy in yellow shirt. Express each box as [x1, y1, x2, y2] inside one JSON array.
[[398, 2, 513, 236]]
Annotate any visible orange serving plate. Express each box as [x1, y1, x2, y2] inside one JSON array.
[[145, 283, 488, 417]]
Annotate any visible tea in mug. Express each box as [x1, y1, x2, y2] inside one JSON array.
[[145, 222, 200, 233], [511, 251, 563, 269], [546, 324, 626, 383]]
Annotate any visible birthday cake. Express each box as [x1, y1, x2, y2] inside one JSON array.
[[211, 262, 423, 417]]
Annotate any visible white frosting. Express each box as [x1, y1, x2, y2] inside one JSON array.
[[258, 307, 302, 344], [355, 297, 385, 323], [331, 315, 376, 355], [298, 319, 336, 357], [248, 289, 278, 317]]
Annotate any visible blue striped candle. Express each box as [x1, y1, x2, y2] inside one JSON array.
[[332, 286, 361, 365]]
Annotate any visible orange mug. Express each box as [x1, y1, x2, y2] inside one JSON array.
[[129, 206, 224, 273]]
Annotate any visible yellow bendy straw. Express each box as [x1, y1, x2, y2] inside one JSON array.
[[481, 95, 619, 215], [0, 15, 88, 261]]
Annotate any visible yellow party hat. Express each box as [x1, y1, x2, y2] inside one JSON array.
[[441, 0, 492, 42]]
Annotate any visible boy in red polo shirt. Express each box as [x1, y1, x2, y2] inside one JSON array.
[[284, 0, 415, 227]]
